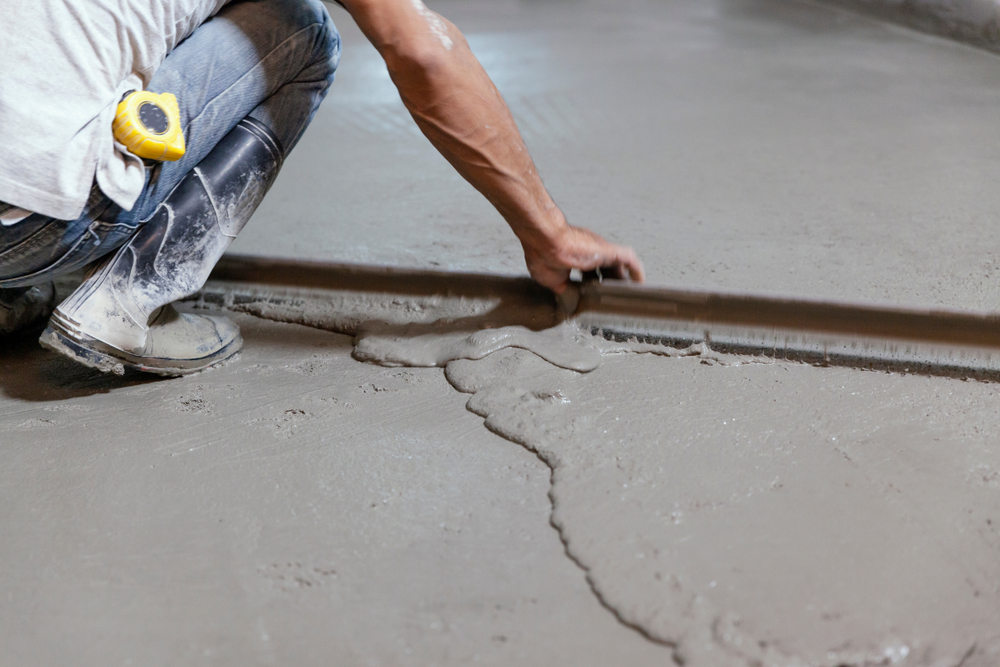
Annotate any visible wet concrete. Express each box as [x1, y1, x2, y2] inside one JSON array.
[[0, 315, 668, 666], [5, 0, 1000, 665], [445, 347, 1000, 665]]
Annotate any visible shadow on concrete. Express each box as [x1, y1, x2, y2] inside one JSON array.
[[0, 328, 161, 403]]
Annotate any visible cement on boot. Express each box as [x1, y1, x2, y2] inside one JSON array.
[[40, 304, 243, 376], [42, 118, 282, 376]]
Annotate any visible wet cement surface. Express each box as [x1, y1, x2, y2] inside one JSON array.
[[5, 0, 1000, 665], [0, 316, 667, 666], [445, 347, 1000, 665]]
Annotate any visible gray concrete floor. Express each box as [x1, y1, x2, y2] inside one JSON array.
[[5, 0, 1000, 665], [244, 0, 1000, 310], [0, 317, 668, 666]]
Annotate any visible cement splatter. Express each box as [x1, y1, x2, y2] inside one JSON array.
[[258, 561, 338, 594], [409, 0, 454, 50], [353, 321, 603, 371], [250, 407, 314, 439], [14, 418, 56, 430], [172, 385, 216, 414]]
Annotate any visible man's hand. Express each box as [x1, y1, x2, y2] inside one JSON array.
[[522, 221, 645, 294], [338, 0, 645, 292]]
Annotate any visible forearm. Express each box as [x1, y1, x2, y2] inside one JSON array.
[[347, 0, 565, 250], [340, 0, 644, 292], [390, 38, 566, 251]]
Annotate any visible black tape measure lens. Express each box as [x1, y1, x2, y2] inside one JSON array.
[[138, 102, 170, 135]]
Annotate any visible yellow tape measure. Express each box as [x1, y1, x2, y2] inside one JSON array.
[[112, 91, 186, 162]]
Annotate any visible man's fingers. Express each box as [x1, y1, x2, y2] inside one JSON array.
[[591, 246, 645, 283], [606, 263, 628, 280], [582, 265, 625, 281], [582, 260, 643, 283], [623, 253, 645, 283], [522, 224, 644, 292]]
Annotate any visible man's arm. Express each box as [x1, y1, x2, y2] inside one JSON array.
[[337, 0, 645, 294]]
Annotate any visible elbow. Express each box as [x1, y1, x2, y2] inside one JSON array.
[[382, 43, 457, 114], [379, 18, 468, 90], [383, 40, 453, 84]]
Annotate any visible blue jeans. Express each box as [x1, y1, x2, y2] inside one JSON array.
[[0, 0, 340, 289]]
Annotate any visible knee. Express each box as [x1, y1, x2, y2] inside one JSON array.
[[315, 4, 342, 81], [275, 0, 342, 80]]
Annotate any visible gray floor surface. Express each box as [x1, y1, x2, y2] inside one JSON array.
[[4, 0, 1000, 665]]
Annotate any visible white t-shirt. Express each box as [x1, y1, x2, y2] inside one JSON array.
[[0, 0, 230, 221]]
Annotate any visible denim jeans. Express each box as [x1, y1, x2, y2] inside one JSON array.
[[0, 0, 340, 289]]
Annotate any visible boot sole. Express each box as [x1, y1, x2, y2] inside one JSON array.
[[39, 315, 242, 377]]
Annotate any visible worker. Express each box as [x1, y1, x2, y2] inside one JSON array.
[[0, 0, 644, 375]]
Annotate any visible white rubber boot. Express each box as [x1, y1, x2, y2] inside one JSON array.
[[40, 117, 283, 375]]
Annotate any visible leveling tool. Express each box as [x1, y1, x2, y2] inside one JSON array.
[[197, 254, 1000, 380], [112, 91, 186, 161]]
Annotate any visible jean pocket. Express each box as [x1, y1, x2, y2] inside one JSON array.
[[0, 219, 140, 288]]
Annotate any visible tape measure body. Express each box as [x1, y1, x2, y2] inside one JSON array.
[[112, 91, 186, 161]]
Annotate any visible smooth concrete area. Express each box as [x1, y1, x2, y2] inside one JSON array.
[[446, 346, 1000, 666], [243, 0, 1000, 311], [817, 0, 1000, 55], [5, 0, 1000, 665]]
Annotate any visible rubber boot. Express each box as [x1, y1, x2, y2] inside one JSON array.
[[0, 284, 56, 336], [39, 117, 283, 376]]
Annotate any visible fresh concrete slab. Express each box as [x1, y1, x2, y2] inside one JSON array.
[[5, 0, 1000, 665], [445, 346, 1000, 666], [0, 315, 669, 667]]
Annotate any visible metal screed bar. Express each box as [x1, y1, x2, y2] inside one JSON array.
[[206, 254, 1000, 377]]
